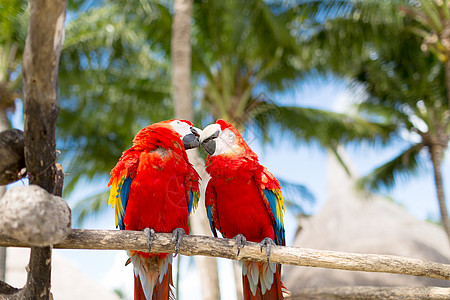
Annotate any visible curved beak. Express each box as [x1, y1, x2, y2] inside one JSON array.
[[199, 124, 220, 155], [182, 126, 202, 150]]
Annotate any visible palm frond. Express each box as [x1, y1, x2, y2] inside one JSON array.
[[357, 142, 426, 192], [277, 177, 315, 216], [252, 104, 397, 148], [71, 189, 110, 226], [57, 1, 173, 190]]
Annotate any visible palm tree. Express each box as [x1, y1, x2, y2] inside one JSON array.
[[302, 0, 450, 243], [189, 0, 392, 153], [0, 0, 26, 129], [171, 0, 221, 299], [57, 0, 174, 198], [400, 0, 450, 105]]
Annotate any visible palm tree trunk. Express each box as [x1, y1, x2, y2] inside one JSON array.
[[175, 256, 181, 300], [171, 0, 221, 299], [429, 144, 450, 244], [172, 0, 194, 120], [232, 261, 244, 300], [187, 153, 221, 300]]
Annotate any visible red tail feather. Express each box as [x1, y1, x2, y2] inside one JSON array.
[[242, 265, 284, 300], [134, 275, 146, 300], [153, 264, 174, 300], [133, 265, 174, 300]]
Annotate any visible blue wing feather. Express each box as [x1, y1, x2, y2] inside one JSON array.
[[207, 205, 218, 237], [188, 190, 200, 215], [118, 177, 132, 230], [263, 189, 285, 246], [188, 190, 193, 213]]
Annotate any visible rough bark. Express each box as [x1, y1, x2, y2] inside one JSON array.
[[429, 143, 450, 244], [289, 286, 450, 299], [0, 110, 9, 132], [0, 247, 4, 283], [0, 109, 9, 282], [0, 129, 25, 185], [171, 0, 222, 298], [0, 281, 20, 295], [0, 82, 16, 112], [23, 0, 65, 194], [18, 0, 67, 299], [1, 229, 449, 281], [0, 185, 71, 246]]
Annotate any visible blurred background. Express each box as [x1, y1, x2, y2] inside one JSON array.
[[1, 0, 450, 299]]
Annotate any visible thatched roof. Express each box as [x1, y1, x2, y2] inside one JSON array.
[[284, 149, 450, 292], [5, 247, 121, 300]]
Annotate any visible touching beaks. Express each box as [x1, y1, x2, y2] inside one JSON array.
[[182, 126, 202, 150], [190, 126, 202, 137], [199, 124, 221, 155]]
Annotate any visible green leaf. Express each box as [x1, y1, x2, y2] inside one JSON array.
[[253, 104, 396, 148], [419, 0, 443, 31], [278, 177, 315, 216], [357, 143, 426, 192]]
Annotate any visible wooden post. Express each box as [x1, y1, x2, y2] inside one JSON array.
[[20, 0, 66, 299]]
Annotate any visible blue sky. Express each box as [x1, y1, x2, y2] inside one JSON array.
[[7, 80, 449, 299]]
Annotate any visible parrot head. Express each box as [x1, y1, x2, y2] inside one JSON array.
[[199, 119, 254, 157], [168, 119, 202, 150], [133, 119, 202, 150]]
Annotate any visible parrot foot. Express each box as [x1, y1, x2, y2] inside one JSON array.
[[172, 228, 186, 257], [259, 237, 275, 263], [233, 234, 247, 256], [144, 228, 156, 253]]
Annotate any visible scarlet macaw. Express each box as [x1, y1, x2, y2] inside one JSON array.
[[108, 120, 201, 300], [200, 119, 286, 300]]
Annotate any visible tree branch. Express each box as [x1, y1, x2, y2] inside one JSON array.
[[289, 286, 450, 299], [0, 229, 449, 281]]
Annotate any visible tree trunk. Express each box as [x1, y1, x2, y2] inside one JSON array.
[[0, 108, 10, 282], [20, 0, 66, 299], [171, 0, 221, 299], [0, 189, 5, 282], [172, 0, 194, 120], [429, 143, 450, 244], [186, 153, 221, 300], [232, 261, 244, 300]]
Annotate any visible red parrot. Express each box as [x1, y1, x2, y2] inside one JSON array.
[[108, 119, 201, 300], [200, 119, 286, 300]]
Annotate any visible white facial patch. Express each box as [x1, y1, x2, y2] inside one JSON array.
[[200, 124, 221, 144], [170, 120, 192, 137], [214, 128, 242, 156]]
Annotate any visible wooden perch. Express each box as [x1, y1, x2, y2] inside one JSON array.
[[289, 286, 450, 299], [0, 229, 449, 281]]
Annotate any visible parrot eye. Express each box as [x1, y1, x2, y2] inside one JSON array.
[[222, 130, 236, 144]]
